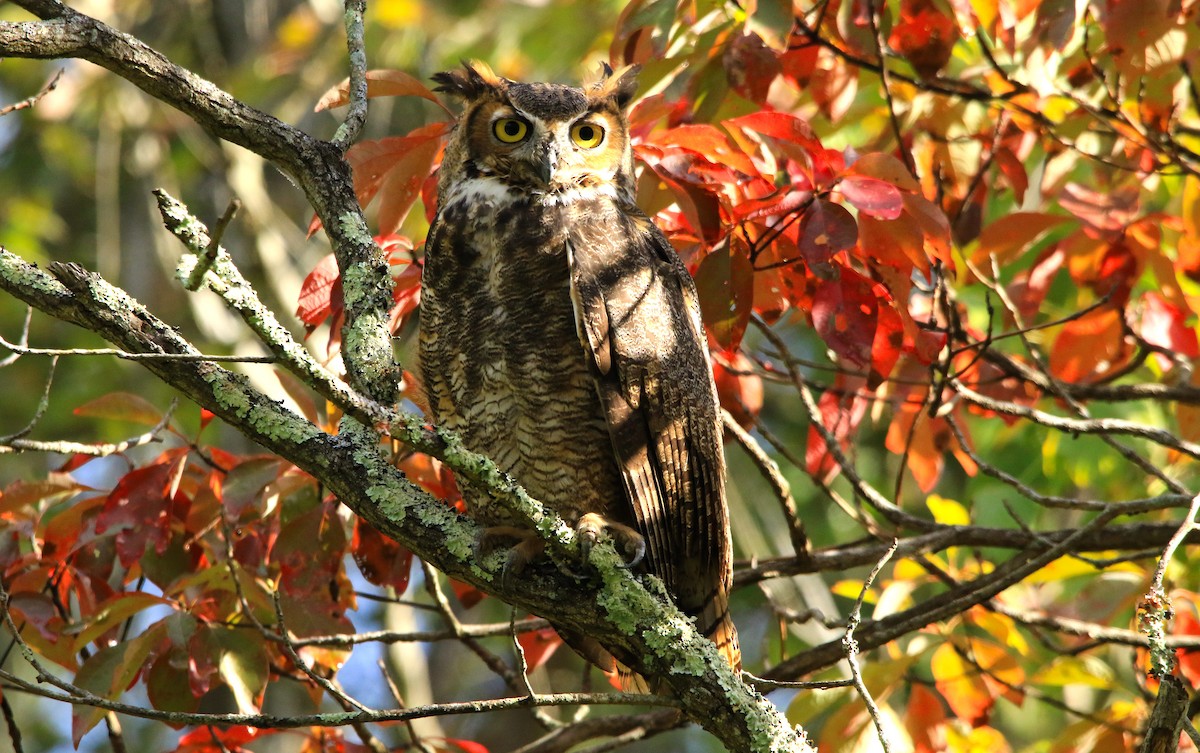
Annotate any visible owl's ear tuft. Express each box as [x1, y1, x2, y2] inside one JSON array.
[[589, 63, 640, 110], [432, 61, 507, 100]]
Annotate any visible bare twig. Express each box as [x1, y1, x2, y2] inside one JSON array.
[[1, 397, 177, 457], [1140, 492, 1200, 679], [843, 539, 899, 753], [0, 329, 274, 363], [0, 67, 62, 116]]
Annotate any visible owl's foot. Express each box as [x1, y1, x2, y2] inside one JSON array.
[[477, 526, 545, 587], [577, 513, 646, 569]]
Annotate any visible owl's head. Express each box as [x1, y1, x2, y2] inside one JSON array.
[[432, 62, 639, 203]]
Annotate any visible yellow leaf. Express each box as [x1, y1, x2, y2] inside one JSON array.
[[946, 724, 1013, 753], [1031, 655, 1114, 689], [893, 557, 931, 582], [832, 579, 874, 603], [927, 494, 970, 526], [1026, 553, 1142, 584], [969, 609, 1029, 655], [931, 642, 992, 726]]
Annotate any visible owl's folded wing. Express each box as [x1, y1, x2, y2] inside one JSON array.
[[567, 212, 731, 610]]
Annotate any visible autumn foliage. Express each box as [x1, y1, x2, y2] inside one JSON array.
[[5, 0, 1200, 751]]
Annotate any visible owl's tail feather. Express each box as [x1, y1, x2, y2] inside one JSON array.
[[696, 588, 742, 674]]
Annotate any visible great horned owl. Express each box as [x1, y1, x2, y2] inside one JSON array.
[[419, 62, 740, 683]]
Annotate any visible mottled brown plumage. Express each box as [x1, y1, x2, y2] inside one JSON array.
[[419, 62, 740, 683]]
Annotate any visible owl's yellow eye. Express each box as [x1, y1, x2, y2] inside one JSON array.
[[493, 117, 529, 143], [570, 122, 605, 149]]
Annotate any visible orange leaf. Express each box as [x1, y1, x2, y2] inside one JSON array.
[[906, 683, 947, 753], [314, 69, 451, 114], [847, 152, 921, 193], [971, 212, 1072, 267], [1175, 606, 1200, 687], [931, 642, 993, 726], [346, 121, 451, 236], [1048, 306, 1128, 383]]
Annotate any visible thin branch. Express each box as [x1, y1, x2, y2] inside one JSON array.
[[331, 0, 368, 149], [0, 67, 62, 116], [0, 355, 56, 442], [0, 330, 275, 362], [843, 539, 898, 753], [0, 397, 177, 457], [1140, 492, 1200, 678], [864, 0, 914, 174], [0, 692, 23, 753]]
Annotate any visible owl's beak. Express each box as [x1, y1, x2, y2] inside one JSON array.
[[532, 141, 557, 185]]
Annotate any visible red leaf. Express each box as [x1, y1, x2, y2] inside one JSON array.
[[428, 738, 491, 753], [805, 377, 868, 481], [798, 199, 858, 265], [993, 147, 1028, 204], [723, 31, 782, 104], [352, 518, 413, 593], [346, 121, 451, 236], [1139, 292, 1199, 360], [695, 242, 755, 350], [725, 111, 822, 153], [635, 144, 727, 244], [315, 69, 451, 113], [811, 267, 880, 371], [871, 302, 905, 386], [732, 189, 812, 223], [199, 407, 216, 431], [517, 627, 564, 673], [839, 176, 903, 220], [450, 578, 486, 609], [906, 683, 947, 753], [57, 453, 98, 473], [96, 461, 189, 568], [296, 253, 342, 330], [713, 350, 764, 428], [889, 0, 958, 78], [653, 124, 761, 178], [178, 725, 273, 752]]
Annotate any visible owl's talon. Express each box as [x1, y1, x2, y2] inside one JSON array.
[[477, 526, 544, 587], [576, 513, 645, 569]]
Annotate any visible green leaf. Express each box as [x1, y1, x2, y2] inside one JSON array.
[[68, 592, 173, 650], [72, 622, 166, 745]]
